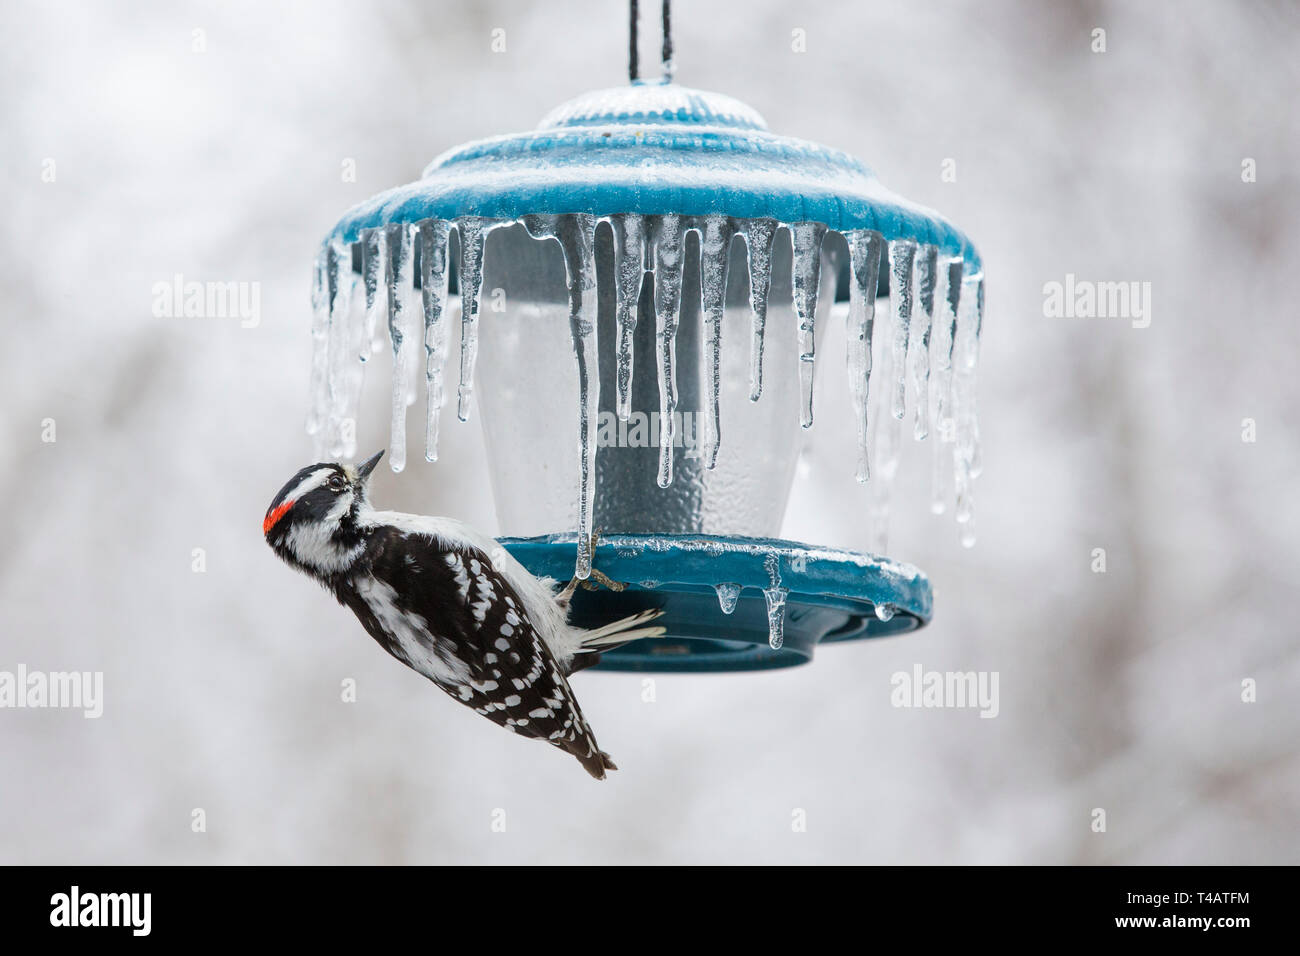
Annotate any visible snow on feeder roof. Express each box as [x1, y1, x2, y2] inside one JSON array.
[[306, 5, 985, 672]]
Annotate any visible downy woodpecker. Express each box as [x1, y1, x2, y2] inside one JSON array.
[[263, 450, 664, 779]]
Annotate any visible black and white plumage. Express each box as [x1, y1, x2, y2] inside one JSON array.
[[262, 451, 663, 779]]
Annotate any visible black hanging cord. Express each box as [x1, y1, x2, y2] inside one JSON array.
[[630, 0, 673, 83], [629, 0, 639, 82], [661, 0, 673, 78]]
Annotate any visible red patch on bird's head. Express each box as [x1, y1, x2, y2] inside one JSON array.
[[263, 499, 294, 535]]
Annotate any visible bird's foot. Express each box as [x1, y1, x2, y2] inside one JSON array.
[[558, 529, 628, 604]]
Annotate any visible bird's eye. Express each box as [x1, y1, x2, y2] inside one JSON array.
[[328, 475, 346, 491]]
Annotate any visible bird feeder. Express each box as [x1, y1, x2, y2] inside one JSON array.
[[306, 5, 985, 672]]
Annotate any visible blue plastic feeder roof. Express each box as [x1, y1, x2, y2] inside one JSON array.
[[323, 83, 981, 274]]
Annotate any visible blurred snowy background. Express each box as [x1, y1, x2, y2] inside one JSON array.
[[2, 0, 1298, 864]]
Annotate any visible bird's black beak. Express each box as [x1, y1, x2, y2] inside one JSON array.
[[357, 450, 384, 480]]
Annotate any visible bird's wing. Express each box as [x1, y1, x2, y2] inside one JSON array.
[[346, 528, 611, 775]]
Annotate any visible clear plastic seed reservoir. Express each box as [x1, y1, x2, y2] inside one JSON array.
[[309, 81, 985, 672]]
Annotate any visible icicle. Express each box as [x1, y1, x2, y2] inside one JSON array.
[[930, 259, 963, 514], [417, 220, 451, 463], [739, 219, 776, 401], [874, 603, 895, 622], [967, 278, 985, 480], [699, 215, 734, 468], [384, 223, 413, 473], [869, 240, 917, 552], [763, 555, 788, 650], [714, 582, 741, 615], [888, 240, 916, 421], [610, 215, 645, 423], [652, 214, 684, 488], [563, 216, 600, 580], [524, 214, 600, 580], [952, 271, 982, 541], [339, 265, 367, 458], [846, 231, 882, 482], [909, 245, 937, 440], [360, 229, 384, 363], [791, 222, 827, 429], [306, 254, 329, 443], [324, 241, 355, 456], [455, 217, 488, 423]]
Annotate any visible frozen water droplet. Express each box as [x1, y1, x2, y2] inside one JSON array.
[[455, 217, 488, 423], [417, 219, 451, 463], [610, 214, 646, 423], [874, 603, 895, 622], [714, 582, 741, 615], [960, 515, 977, 549], [652, 214, 684, 488], [699, 215, 734, 469], [739, 219, 776, 402], [791, 222, 827, 429], [845, 231, 882, 482]]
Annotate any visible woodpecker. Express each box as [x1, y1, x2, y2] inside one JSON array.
[[263, 450, 664, 779]]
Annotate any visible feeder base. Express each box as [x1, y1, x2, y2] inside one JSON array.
[[499, 533, 932, 673]]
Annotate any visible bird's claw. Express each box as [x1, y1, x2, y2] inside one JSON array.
[[559, 528, 629, 601]]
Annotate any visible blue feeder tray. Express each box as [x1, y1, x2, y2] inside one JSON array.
[[501, 534, 931, 673]]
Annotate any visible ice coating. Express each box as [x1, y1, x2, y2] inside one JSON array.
[[455, 217, 488, 424], [652, 214, 685, 489], [845, 231, 882, 482], [610, 214, 646, 423], [523, 214, 600, 580], [910, 245, 937, 441], [739, 218, 776, 402], [305, 212, 985, 573], [714, 582, 742, 615], [764, 554, 788, 650], [699, 215, 735, 469], [791, 222, 827, 429], [417, 219, 451, 463]]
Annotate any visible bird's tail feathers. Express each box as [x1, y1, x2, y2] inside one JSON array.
[[578, 608, 667, 650]]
